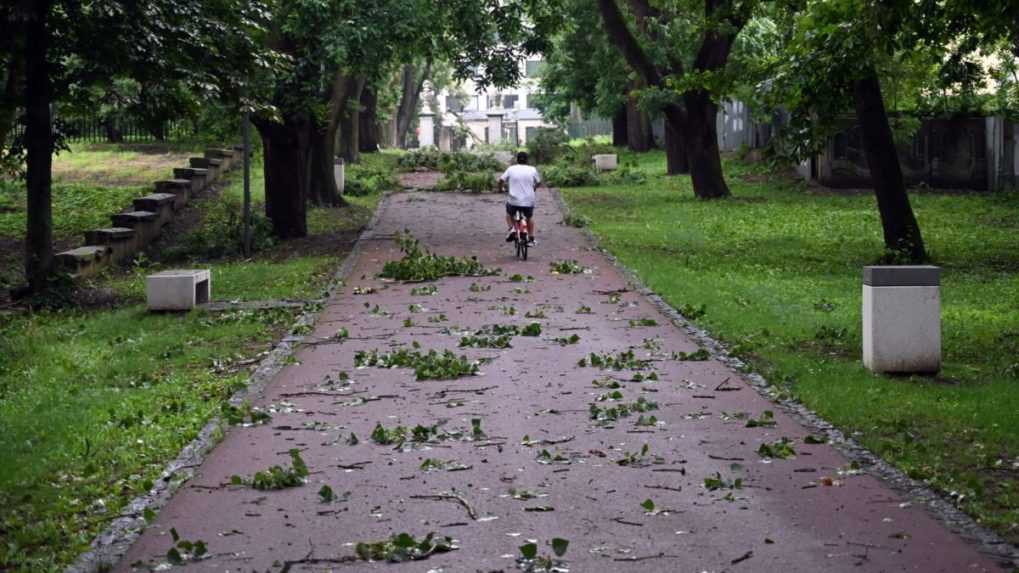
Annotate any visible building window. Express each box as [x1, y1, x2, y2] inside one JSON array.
[[447, 96, 465, 113], [503, 94, 518, 109], [525, 60, 543, 78]]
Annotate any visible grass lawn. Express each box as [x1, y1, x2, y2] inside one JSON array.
[[0, 150, 393, 571], [560, 150, 1019, 543]]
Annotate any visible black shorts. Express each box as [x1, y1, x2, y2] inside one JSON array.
[[506, 204, 534, 219]]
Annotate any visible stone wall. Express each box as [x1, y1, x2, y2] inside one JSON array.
[[55, 146, 244, 278]]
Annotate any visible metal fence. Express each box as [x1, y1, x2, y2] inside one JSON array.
[[10, 115, 193, 145]]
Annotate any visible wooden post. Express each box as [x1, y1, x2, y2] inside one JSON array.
[[242, 110, 252, 256]]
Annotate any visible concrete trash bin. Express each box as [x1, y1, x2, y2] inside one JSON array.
[[862, 265, 940, 374], [592, 154, 618, 171], [146, 269, 212, 311]]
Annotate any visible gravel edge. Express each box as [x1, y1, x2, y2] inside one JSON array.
[[550, 186, 1018, 569], [65, 193, 393, 573]]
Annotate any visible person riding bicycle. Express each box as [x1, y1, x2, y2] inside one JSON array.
[[499, 151, 542, 246]]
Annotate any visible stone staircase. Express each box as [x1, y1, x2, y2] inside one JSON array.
[[55, 146, 246, 277]]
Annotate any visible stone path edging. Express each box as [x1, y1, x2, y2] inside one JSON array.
[[65, 193, 393, 573], [549, 187, 1019, 568]]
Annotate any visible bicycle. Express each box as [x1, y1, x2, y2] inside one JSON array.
[[512, 209, 529, 260]]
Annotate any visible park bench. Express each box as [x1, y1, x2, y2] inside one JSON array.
[[146, 269, 212, 311]]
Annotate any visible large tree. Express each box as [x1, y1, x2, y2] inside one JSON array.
[[597, 0, 754, 197]]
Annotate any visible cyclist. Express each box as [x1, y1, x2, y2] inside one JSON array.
[[499, 151, 542, 246]]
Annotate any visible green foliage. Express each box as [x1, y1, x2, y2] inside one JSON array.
[[577, 350, 653, 371], [345, 163, 399, 196], [628, 318, 658, 327], [520, 323, 542, 337], [589, 396, 658, 425], [182, 196, 275, 258], [673, 348, 710, 361], [745, 410, 777, 428], [543, 163, 598, 188], [221, 401, 271, 426], [526, 127, 569, 164], [553, 334, 581, 346], [549, 259, 587, 274], [459, 334, 513, 349], [166, 528, 208, 565], [355, 348, 480, 380], [436, 170, 498, 193], [380, 231, 497, 281], [355, 532, 457, 562], [230, 449, 309, 490], [704, 472, 743, 491], [518, 537, 569, 572], [757, 438, 797, 459], [398, 149, 503, 174]]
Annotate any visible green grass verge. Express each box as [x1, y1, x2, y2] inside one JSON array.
[[561, 149, 1019, 542], [0, 152, 390, 571]]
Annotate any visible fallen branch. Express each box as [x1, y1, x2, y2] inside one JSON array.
[[643, 485, 682, 493], [613, 552, 679, 563], [731, 551, 753, 565], [708, 454, 745, 462], [410, 492, 478, 521]]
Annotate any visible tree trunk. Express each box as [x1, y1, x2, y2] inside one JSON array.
[[255, 116, 310, 238], [664, 120, 688, 175], [0, 49, 24, 152], [625, 84, 652, 152], [359, 86, 379, 153], [24, 0, 53, 291], [853, 71, 926, 262], [338, 78, 365, 163], [611, 106, 628, 147], [396, 61, 430, 148], [682, 91, 729, 198], [308, 127, 343, 207]]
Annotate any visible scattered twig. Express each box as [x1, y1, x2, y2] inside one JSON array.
[[612, 517, 644, 527], [643, 484, 682, 492], [708, 454, 745, 461], [337, 461, 372, 470], [279, 390, 365, 398], [410, 492, 479, 521], [280, 557, 357, 572], [613, 552, 678, 562], [713, 378, 740, 392], [731, 551, 753, 565], [431, 386, 498, 397], [692, 395, 716, 399]]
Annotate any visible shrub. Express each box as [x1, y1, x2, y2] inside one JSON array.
[[183, 196, 274, 257], [436, 170, 497, 193], [346, 163, 399, 196], [600, 162, 647, 185], [544, 164, 598, 188], [398, 148, 502, 174], [527, 127, 569, 165]]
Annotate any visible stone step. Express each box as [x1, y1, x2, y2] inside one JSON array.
[[133, 193, 177, 226], [56, 246, 110, 277], [111, 210, 162, 246], [204, 148, 235, 170], [84, 227, 138, 264], [189, 157, 223, 181], [154, 179, 192, 208], [173, 167, 209, 193]]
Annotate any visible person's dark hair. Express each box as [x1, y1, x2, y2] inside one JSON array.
[[516, 151, 529, 164]]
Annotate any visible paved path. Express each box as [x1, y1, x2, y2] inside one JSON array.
[[116, 191, 1002, 572]]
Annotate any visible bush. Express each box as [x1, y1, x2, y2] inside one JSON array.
[[398, 148, 502, 174], [345, 163, 399, 196], [601, 162, 647, 186], [183, 196, 274, 258], [544, 163, 598, 188], [436, 170, 497, 193], [527, 127, 569, 165]]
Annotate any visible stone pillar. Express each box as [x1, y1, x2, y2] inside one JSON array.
[[862, 265, 941, 374], [334, 157, 345, 194], [438, 127, 451, 152], [487, 112, 503, 145], [418, 112, 435, 148]]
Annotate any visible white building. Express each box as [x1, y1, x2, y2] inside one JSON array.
[[417, 57, 557, 150]]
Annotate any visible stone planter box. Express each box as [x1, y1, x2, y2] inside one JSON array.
[[863, 265, 941, 373], [111, 210, 161, 246], [173, 168, 209, 193], [189, 157, 223, 182], [146, 269, 211, 311], [133, 193, 177, 227]]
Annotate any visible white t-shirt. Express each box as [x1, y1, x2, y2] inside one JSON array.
[[500, 164, 541, 207]]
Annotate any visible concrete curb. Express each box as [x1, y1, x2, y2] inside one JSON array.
[[550, 187, 1018, 569], [66, 194, 393, 573]]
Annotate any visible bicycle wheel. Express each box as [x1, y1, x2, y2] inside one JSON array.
[[520, 238, 528, 261], [515, 240, 522, 259]]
